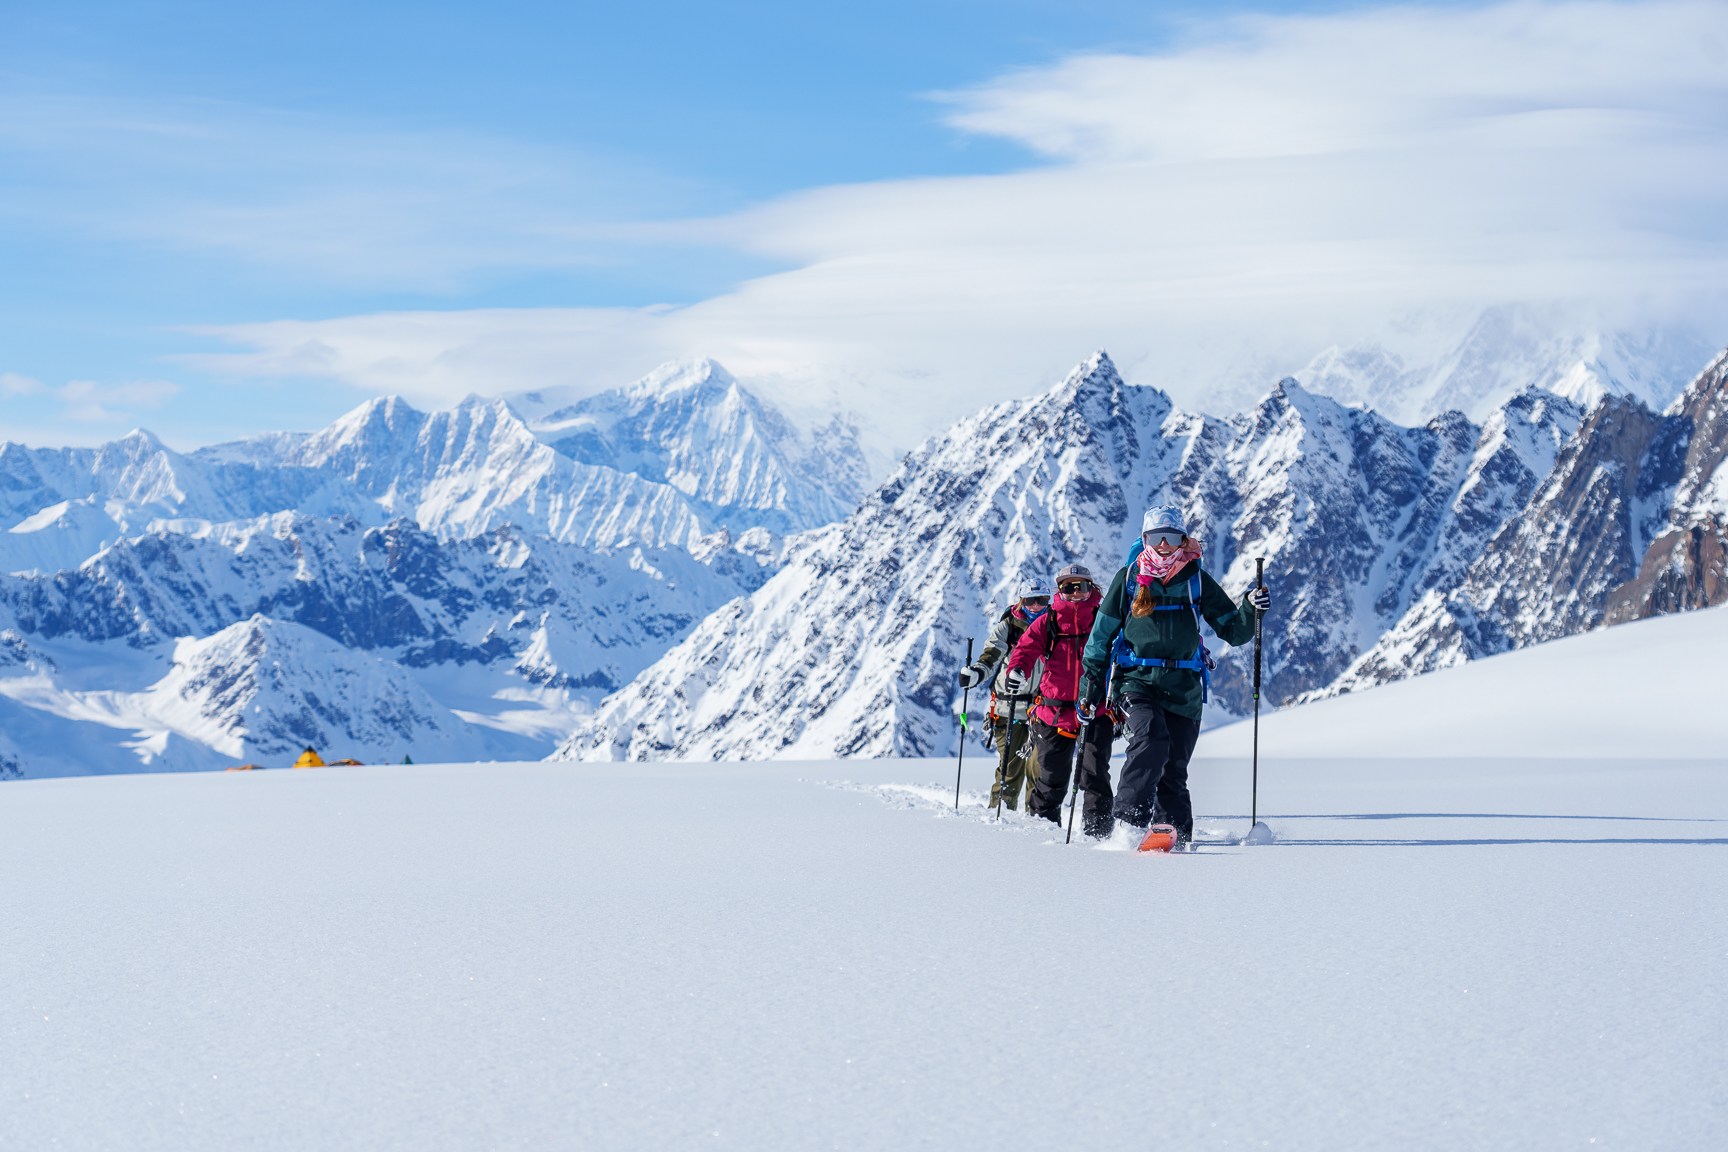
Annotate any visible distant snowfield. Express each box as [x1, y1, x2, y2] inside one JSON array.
[[1206, 601, 1728, 759], [4, 753, 1724, 1149]]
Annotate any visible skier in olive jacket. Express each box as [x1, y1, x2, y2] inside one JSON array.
[[1007, 563, 1115, 837], [1080, 504, 1270, 845], [957, 576, 1048, 810]]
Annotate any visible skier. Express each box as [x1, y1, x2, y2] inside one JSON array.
[[1008, 563, 1116, 837], [958, 576, 1048, 810], [1080, 505, 1271, 847]]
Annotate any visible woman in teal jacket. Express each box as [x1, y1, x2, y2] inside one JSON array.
[[1080, 504, 1270, 845]]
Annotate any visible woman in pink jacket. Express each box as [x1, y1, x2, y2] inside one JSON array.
[[1006, 563, 1115, 837]]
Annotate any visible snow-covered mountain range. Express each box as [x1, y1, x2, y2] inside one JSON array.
[[1290, 308, 1715, 424], [509, 359, 869, 536], [561, 346, 1728, 761], [3, 338, 1725, 775], [0, 361, 868, 775], [1330, 347, 1728, 692]]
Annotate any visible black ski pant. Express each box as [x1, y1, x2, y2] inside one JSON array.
[[1026, 717, 1115, 837], [1112, 696, 1202, 839]]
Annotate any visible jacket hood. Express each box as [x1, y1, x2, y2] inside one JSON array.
[[1051, 586, 1103, 630]]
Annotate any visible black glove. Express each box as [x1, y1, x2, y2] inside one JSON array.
[[1248, 586, 1271, 612], [1002, 668, 1031, 696], [958, 662, 989, 690], [1078, 673, 1104, 714]]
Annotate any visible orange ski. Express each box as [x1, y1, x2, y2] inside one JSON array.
[[1136, 823, 1179, 853]]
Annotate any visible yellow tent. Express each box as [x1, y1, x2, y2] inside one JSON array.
[[292, 747, 325, 769]]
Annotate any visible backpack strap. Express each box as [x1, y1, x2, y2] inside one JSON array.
[[1042, 615, 1087, 660], [1109, 567, 1215, 703]]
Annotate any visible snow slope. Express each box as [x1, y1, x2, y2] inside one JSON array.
[[0, 497, 124, 575], [147, 615, 507, 763], [3, 751, 1722, 1150], [1206, 599, 1728, 760]]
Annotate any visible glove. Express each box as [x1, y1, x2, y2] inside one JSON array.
[[1248, 586, 1271, 613], [1078, 701, 1098, 724], [1003, 668, 1031, 696], [1078, 673, 1103, 713], [958, 662, 989, 690]]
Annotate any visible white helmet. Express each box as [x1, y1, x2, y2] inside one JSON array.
[[1142, 504, 1187, 536], [1015, 575, 1050, 601]]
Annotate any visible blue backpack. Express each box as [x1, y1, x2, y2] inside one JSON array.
[[1108, 536, 1215, 702]]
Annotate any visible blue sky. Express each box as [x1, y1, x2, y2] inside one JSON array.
[[3, 0, 1725, 448]]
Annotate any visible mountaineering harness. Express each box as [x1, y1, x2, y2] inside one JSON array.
[[1107, 542, 1218, 703]]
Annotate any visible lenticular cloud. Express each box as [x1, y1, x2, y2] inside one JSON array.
[[201, 1, 1728, 442]]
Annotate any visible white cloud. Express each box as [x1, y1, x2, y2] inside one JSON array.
[[190, 1, 1728, 442], [0, 374, 180, 425], [941, 1, 1728, 165], [0, 372, 48, 398], [55, 379, 181, 422], [0, 93, 699, 291]]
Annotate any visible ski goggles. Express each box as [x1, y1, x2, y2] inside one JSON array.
[[1057, 580, 1092, 595], [1143, 529, 1185, 549], [1019, 595, 1050, 607]]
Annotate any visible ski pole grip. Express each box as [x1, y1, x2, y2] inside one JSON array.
[[1255, 556, 1264, 589]]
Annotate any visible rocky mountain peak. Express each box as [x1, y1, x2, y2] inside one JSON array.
[[91, 429, 174, 477], [624, 357, 737, 403], [1051, 350, 1123, 402], [104, 427, 167, 454], [525, 358, 866, 534], [1666, 346, 1728, 419], [88, 428, 200, 514], [304, 394, 428, 464], [1598, 346, 1728, 624]]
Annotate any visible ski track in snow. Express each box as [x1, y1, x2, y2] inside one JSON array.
[[3, 755, 1724, 1150]]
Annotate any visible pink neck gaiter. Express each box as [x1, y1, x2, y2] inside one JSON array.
[[1138, 540, 1203, 587]]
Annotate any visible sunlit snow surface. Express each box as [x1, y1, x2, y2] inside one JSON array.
[[1206, 602, 1728, 759], [4, 752, 1724, 1149]]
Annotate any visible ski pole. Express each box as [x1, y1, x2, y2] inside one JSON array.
[[1251, 557, 1264, 830], [1065, 715, 1085, 844], [994, 688, 1018, 822], [1066, 660, 1110, 844], [953, 637, 974, 811]]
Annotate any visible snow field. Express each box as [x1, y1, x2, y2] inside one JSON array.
[[3, 754, 1724, 1150], [1205, 600, 1728, 759]]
